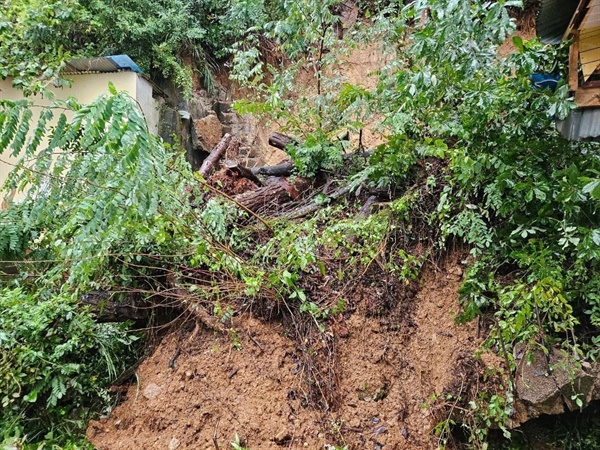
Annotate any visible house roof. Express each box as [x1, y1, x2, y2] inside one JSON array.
[[61, 55, 166, 98], [537, 0, 581, 44], [62, 55, 143, 75], [556, 107, 600, 140]]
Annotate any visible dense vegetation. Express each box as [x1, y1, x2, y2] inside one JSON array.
[[1, 0, 236, 94], [1, 0, 599, 448]]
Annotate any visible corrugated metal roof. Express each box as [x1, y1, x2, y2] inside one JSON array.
[[537, 0, 580, 44], [63, 55, 143, 75], [556, 107, 600, 140]]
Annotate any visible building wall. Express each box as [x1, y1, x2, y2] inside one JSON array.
[[0, 72, 159, 204], [136, 76, 161, 135]]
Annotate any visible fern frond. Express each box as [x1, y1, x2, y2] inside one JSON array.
[[9, 107, 32, 157], [26, 107, 53, 157], [0, 103, 21, 152]]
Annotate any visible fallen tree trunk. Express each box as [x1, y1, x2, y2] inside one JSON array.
[[251, 161, 295, 177], [233, 177, 311, 213], [283, 183, 352, 220], [250, 149, 374, 178], [199, 133, 233, 178], [268, 132, 298, 151]]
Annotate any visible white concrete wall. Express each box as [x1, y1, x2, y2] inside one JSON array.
[[0, 71, 159, 204], [136, 76, 160, 135]]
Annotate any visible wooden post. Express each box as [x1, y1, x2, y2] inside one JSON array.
[[569, 31, 580, 92]]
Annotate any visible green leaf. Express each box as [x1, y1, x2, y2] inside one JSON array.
[[582, 179, 600, 199], [23, 390, 38, 403], [512, 35, 524, 53]]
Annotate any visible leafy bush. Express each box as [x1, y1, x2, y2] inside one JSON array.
[[0, 0, 88, 94], [231, 0, 365, 174], [358, 0, 600, 358], [0, 89, 194, 444], [0, 88, 194, 283], [79, 0, 229, 93], [0, 288, 137, 444]]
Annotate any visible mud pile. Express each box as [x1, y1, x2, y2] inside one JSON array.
[[87, 256, 491, 449]]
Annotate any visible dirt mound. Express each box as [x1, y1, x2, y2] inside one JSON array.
[[87, 256, 488, 449]]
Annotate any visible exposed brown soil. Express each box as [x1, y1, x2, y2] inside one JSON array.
[[209, 168, 259, 196], [498, 7, 537, 58], [87, 255, 495, 449]]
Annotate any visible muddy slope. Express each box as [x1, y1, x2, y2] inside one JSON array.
[[87, 257, 488, 450]]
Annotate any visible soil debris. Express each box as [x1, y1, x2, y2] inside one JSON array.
[[87, 257, 490, 449]]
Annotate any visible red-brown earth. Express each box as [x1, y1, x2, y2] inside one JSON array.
[[87, 255, 502, 449]]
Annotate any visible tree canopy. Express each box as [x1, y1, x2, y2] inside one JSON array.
[[1, 0, 600, 448]]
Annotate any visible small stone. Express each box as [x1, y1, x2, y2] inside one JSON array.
[[272, 430, 291, 444], [373, 425, 388, 436], [185, 370, 194, 380], [142, 383, 162, 400], [168, 437, 180, 450], [448, 266, 463, 278]]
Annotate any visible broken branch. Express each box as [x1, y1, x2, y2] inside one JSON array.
[[223, 159, 263, 186], [199, 133, 233, 178]]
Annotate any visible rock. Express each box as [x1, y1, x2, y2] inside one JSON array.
[[272, 429, 291, 444], [142, 383, 163, 400], [348, 417, 361, 428], [159, 106, 205, 170], [189, 96, 211, 119], [215, 101, 233, 122], [168, 437, 181, 450], [592, 364, 600, 398], [193, 114, 223, 153], [219, 112, 238, 125], [513, 344, 596, 425], [447, 265, 463, 279], [373, 425, 388, 435]]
